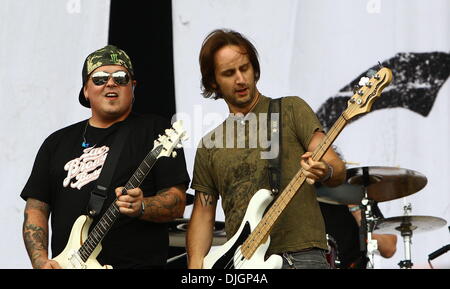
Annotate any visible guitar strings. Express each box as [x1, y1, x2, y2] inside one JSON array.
[[78, 184, 134, 261], [78, 148, 163, 260], [79, 146, 167, 260]]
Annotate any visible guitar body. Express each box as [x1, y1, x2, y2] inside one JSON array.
[[52, 215, 112, 269], [203, 189, 283, 269]]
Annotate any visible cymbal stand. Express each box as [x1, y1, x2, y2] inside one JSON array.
[[360, 192, 378, 269], [358, 167, 378, 269], [398, 203, 414, 269]]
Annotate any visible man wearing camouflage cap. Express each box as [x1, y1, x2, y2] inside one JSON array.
[[21, 45, 190, 269]]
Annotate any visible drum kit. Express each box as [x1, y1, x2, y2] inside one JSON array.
[[317, 166, 448, 269]]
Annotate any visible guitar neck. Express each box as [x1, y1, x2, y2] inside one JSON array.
[[77, 145, 163, 262], [241, 114, 349, 259]]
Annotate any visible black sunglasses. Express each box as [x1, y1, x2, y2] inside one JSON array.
[[90, 70, 130, 86]]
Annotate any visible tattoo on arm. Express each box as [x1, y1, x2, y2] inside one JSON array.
[[23, 199, 50, 268], [25, 198, 50, 213], [142, 186, 184, 222], [196, 192, 216, 207]]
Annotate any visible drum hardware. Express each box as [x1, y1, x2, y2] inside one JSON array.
[[374, 208, 447, 269], [167, 218, 227, 266], [317, 166, 427, 205], [361, 197, 379, 269], [168, 218, 227, 248], [357, 166, 380, 269], [318, 166, 428, 269], [398, 203, 413, 269], [347, 166, 427, 203]]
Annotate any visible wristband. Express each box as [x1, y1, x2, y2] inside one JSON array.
[[319, 162, 333, 183], [135, 201, 145, 218], [348, 205, 361, 212]]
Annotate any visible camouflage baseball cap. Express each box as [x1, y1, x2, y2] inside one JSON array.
[[79, 45, 134, 107]]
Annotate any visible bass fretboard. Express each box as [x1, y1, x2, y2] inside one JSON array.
[[77, 145, 164, 262]]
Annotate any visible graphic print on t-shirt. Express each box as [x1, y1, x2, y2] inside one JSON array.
[[63, 146, 109, 190]]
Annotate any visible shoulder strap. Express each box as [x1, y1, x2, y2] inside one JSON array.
[[87, 122, 131, 217], [267, 97, 282, 195]]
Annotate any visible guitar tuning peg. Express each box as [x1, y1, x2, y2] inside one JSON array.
[[358, 77, 370, 87], [366, 69, 377, 78], [377, 61, 384, 69], [171, 151, 177, 158], [352, 84, 361, 94]]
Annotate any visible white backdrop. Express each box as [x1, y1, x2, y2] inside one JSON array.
[[172, 0, 450, 269], [0, 0, 110, 268]]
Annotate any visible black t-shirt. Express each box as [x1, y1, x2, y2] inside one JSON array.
[[21, 112, 190, 268], [319, 202, 367, 269]]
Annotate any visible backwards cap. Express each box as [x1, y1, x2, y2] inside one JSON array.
[[79, 45, 134, 108]]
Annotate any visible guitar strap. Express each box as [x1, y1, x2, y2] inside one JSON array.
[[267, 97, 282, 195], [87, 121, 130, 217]]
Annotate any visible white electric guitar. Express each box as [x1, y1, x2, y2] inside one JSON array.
[[203, 67, 393, 269], [53, 120, 188, 269]]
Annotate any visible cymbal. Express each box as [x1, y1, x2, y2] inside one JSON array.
[[347, 166, 427, 202], [316, 183, 365, 205], [168, 218, 227, 247], [374, 215, 447, 234]]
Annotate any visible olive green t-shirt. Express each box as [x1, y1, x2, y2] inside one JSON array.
[[191, 95, 328, 255]]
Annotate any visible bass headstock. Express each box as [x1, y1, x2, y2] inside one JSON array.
[[153, 120, 188, 159], [343, 67, 393, 120]]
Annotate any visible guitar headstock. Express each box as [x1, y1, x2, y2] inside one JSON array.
[[343, 67, 393, 120], [153, 120, 188, 159]]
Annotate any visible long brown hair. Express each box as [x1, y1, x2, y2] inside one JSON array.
[[199, 29, 260, 99]]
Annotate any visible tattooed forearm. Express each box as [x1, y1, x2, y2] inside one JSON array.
[[25, 198, 50, 213], [23, 218, 48, 266], [23, 221, 47, 251], [196, 192, 216, 207], [23, 198, 50, 268], [141, 186, 186, 222]]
